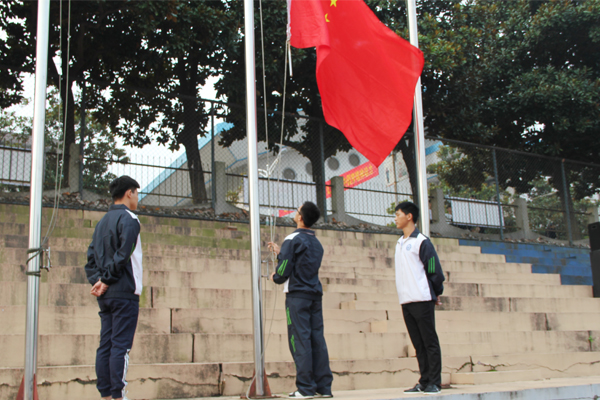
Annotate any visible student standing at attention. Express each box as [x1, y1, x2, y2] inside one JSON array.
[[268, 201, 333, 399], [394, 201, 445, 395], [85, 176, 143, 400]]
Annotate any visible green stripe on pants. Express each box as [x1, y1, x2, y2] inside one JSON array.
[[291, 334, 296, 353]]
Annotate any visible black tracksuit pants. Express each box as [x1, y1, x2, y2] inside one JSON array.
[[96, 297, 139, 399], [402, 300, 442, 388], [286, 296, 333, 396]]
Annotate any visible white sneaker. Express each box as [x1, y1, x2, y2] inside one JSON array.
[[289, 390, 314, 399]]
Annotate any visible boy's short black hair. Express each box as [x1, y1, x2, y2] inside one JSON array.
[[300, 201, 320, 228], [109, 176, 140, 201], [395, 201, 419, 222]]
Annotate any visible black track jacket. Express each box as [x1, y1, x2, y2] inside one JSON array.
[[84, 204, 143, 301], [272, 228, 324, 300]]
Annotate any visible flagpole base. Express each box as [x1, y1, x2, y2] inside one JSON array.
[[241, 369, 278, 399], [16, 375, 39, 400]]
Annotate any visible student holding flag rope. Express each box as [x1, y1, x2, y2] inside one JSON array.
[[268, 202, 333, 399]]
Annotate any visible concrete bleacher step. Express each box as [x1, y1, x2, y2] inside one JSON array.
[[374, 310, 600, 333], [0, 305, 171, 335], [342, 296, 600, 313], [353, 282, 592, 299], [0, 357, 426, 399], [451, 369, 544, 385], [458, 239, 593, 286], [463, 351, 600, 379], [439, 330, 595, 356], [0, 281, 354, 309], [0, 245, 254, 266], [1, 333, 195, 367], [0, 332, 412, 367], [0, 363, 222, 399], [171, 308, 383, 335], [1, 239, 502, 272], [150, 286, 354, 310], [8, 350, 597, 399], [2, 262, 547, 290], [447, 271, 561, 285]]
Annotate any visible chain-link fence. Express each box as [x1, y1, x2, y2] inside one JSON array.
[[1, 83, 598, 246], [426, 138, 599, 245], [0, 139, 31, 187]]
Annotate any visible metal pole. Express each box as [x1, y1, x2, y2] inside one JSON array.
[[211, 103, 216, 211], [243, 0, 265, 394], [79, 80, 86, 194], [406, 0, 429, 236], [25, 1, 50, 399], [492, 149, 504, 240], [561, 160, 573, 245], [319, 122, 328, 222]]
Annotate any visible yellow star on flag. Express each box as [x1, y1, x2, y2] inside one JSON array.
[[330, 0, 337, 6], [325, 13, 330, 22]]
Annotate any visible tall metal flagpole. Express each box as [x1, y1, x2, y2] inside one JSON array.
[[244, 0, 266, 395], [406, 0, 429, 236], [24, 0, 50, 399]]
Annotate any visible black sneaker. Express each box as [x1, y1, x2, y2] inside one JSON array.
[[315, 393, 333, 398], [423, 384, 441, 394], [404, 384, 424, 394]]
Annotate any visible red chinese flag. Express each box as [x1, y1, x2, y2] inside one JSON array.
[[288, 0, 424, 166]]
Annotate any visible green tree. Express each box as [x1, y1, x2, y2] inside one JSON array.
[[93, 0, 234, 204], [0, 90, 126, 195], [525, 176, 597, 240], [1, 0, 144, 187], [409, 0, 600, 239]]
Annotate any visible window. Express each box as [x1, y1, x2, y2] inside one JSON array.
[[283, 168, 296, 180], [349, 154, 360, 167], [327, 157, 340, 170]]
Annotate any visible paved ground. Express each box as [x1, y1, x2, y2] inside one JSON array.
[[161, 376, 600, 400]]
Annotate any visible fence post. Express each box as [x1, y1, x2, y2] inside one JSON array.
[[319, 122, 328, 222], [327, 175, 367, 225], [214, 161, 241, 215], [430, 187, 445, 224], [68, 142, 80, 191], [492, 149, 504, 240], [210, 103, 216, 211], [78, 80, 86, 195], [588, 206, 599, 225], [513, 197, 532, 238], [392, 151, 399, 205], [560, 160, 573, 245], [330, 176, 344, 215]]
